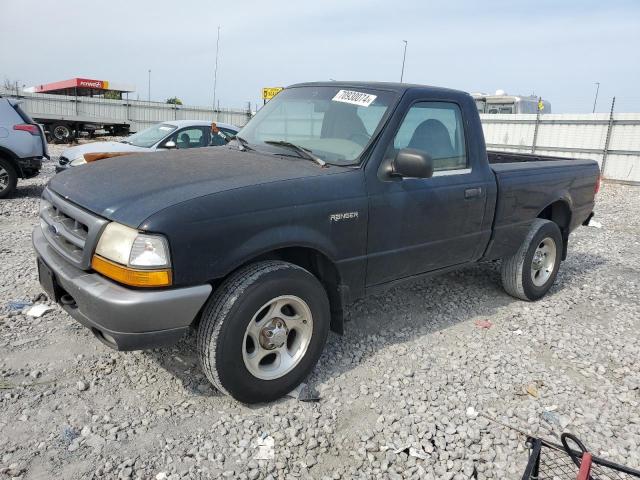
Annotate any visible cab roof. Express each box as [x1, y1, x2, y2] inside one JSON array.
[[288, 81, 469, 97]]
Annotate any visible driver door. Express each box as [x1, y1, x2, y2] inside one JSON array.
[[365, 100, 489, 286]]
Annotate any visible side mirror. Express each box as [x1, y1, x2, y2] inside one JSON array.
[[164, 140, 177, 150], [392, 148, 433, 179]]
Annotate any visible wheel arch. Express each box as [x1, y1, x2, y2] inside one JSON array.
[[537, 198, 572, 259], [0, 146, 22, 176], [208, 245, 346, 335], [242, 246, 345, 334]]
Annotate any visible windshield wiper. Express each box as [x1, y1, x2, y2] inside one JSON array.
[[264, 141, 326, 167], [233, 135, 254, 152]]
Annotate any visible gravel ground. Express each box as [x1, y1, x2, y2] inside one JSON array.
[[1, 145, 639, 479]]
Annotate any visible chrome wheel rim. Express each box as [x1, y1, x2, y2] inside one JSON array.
[[242, 295, 313, 381], [0, 167, 8, 191], [531, 237, 557, 287]]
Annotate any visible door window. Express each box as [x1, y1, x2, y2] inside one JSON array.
[[174, 127, 209, 149], [390, 102, 467, 171], [209, 128, 236, 146]]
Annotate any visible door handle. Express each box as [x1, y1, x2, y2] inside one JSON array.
[[464, 187, 482, 199]]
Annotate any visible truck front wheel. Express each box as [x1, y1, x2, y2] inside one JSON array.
[[501, 219, 563, 301], [197, 261, 330, 403]]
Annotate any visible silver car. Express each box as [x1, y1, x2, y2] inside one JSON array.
[[57, 120, 239, 172], [0, 97, 48, 198]]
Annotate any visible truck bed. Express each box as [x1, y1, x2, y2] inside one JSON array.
[[483, 150, 600, 261]]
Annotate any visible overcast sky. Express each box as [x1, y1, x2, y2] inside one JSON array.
[[2, 0, 639, 113]]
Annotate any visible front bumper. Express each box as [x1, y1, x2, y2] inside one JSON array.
[[33, 226, 212, 350]]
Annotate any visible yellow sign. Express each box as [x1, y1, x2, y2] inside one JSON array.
[[538, 99, 544, 111], [262, 87, 283, 101]]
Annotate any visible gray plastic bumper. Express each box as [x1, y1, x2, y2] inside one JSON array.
[[32, 226, 212, 350]]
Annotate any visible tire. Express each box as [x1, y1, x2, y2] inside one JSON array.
[[197, 261, 330, 403], [0, 157, 18, 199], [51, 123, 73, 143], [501, 219, 563, 301]]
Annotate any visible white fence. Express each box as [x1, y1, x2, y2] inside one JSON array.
[[1, 89, 252, 132], [480, 111, 640, 184]]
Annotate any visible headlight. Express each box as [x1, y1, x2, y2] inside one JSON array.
[[69, 156, 87, 166], [92, 222, 171, 287]]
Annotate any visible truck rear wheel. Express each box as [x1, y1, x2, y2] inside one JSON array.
[[501, 219, 562, 301], [0, 157, 18, 199], [197, 261, 330, 403], [51, 123, 73, 143]]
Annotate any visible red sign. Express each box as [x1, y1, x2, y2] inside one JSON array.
[[76, 78, 105, 89], [34, 77, 107, 93]]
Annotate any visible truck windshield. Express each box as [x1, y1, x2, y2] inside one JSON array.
[[238, 86, 398, 165], [125, 123, 177, 148]]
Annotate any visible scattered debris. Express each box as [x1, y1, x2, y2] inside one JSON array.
[[466, 406, 479, 418], [61, 425, 80, 444], [383, 444, 430, 460], [7, 299, 32, 311], [541, 410, 560, 426], [588, 220, 603, 229], [254, 435, 275, 460], [25, 304, 53, 318], [32, 293, 48, 303], [287, 382, 320, 402], [525, 384, 539, 398], [77, 380, 89, 392], [474, 319, 493, 329]]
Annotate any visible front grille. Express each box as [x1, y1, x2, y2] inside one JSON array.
[[39, 188, 108, 269]]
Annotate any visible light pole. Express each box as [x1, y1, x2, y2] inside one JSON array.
[[400, 40, 408, 83], [148, 69, 151, 103], [213, 26, 221, 112], [592, 82, 600, 113]]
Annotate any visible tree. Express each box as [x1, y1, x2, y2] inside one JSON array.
[[166, 97, 183, 105]]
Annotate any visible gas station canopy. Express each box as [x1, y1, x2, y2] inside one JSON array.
[[24, 78, 135, 98]]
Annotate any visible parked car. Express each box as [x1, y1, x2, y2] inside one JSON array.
[[56, 120, 239, 172], [0, 97, 48, 198], [33, 82, 599, 403]]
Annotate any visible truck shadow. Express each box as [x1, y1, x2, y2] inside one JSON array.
[[11, 183, 46, 200], [144, 252, 607, 400]]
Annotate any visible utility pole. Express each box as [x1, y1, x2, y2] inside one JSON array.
[[213, 26, 221, 112], [400, 40, 408, 83], [592, 82, 600, 113], [148, 69, 151, 103]]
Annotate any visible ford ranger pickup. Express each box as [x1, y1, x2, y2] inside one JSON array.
[[33, 82, 599, 403]]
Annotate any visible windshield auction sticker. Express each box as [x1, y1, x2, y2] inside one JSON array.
[[332, 90, 377, 107]]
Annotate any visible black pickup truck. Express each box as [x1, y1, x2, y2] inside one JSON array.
[[33, 82, 599, 402]]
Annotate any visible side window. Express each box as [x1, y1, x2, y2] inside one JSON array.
[[209, 128, 236, 147], [174, 127, 209, 149], [391, 102, 467, 172]]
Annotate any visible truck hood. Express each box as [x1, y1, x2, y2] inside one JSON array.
[[61, 141, 149, 160], [48, 147, 339, 227]]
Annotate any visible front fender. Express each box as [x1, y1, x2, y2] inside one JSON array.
[[214, 225, 338, 278]]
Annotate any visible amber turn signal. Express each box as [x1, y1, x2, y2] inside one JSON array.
[[91, 255, 172, 287]]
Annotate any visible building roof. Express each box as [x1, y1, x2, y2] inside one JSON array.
[[24, 78, 135, 94]]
